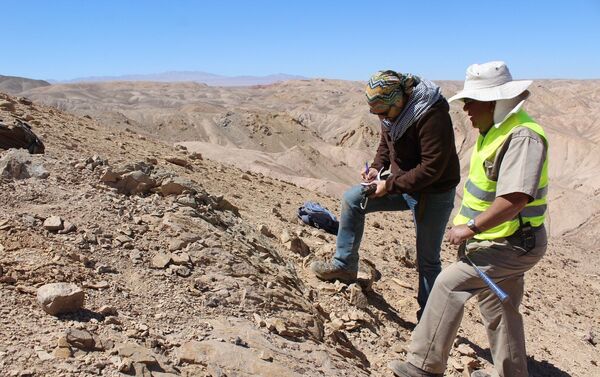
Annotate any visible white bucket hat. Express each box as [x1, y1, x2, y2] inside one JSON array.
[[448, 61, 532, 103]]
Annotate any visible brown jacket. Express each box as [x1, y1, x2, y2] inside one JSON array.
[[371, 98, 460, 194]]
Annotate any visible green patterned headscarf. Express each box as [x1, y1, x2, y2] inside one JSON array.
[[365, 70, 421, 109]]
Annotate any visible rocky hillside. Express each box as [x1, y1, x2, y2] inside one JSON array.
[[0, 92, 598, 376], [20, 79, 600, 240], [0, 75, 50, 95]]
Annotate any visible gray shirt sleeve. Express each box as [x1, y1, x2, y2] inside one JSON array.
[[485, 127, 547, 201]]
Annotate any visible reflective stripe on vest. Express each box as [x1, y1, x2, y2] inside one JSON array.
[[464, 179, 548, 202], [453, 110, 548, 240]]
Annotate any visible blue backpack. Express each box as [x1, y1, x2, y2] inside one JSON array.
[[297, 201, 339, 235]]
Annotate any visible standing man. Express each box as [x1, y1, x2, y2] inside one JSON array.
[[311, 70, 460, 319], [388, 61, 548, 377]]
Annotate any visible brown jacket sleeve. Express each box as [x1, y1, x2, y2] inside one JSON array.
[[384, 104, 457, 193]]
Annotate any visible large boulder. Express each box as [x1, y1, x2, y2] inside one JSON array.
[[0, 148, 49, 179], [0, 119, 45, 154], [37, 283, 85, 315]]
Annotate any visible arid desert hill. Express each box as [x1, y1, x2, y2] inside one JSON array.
[[1, 86, 599, 376], [0, 74, 50, 95], [20, 79, 600, 242]]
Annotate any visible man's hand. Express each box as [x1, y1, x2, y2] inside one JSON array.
[[361, 167, 379, 182], [446, 224, 475, 245], [370, 180, 388, 198]]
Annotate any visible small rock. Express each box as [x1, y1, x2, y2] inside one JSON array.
[[451, 358, 464, 371], [400, 245, 417, 268], [0, 100, 16, 112], [100, 169, 120, 182], [37, 283, 85, 315], [583, 329, 597, 346], [253, 313, 266, 327], [151, 253, 172, 269], [43, 216, 63, 231], [56, 337, 69, 349], [118, 358, 133, 373], [348, 284, 368, 309], [171, 252, 191, 265], [105, 317, 123, 325], [58, 221, 77, 234], [18, 97, 33, 105], [96, 264, 117, 274], [53, 346, 72, 359], [115, 170, 157, 195], [168, 239, 187, 252], [173, 266, 191, 277], [286, 237, 310, 257], [159, 177, 194, 196], [461, 355, 482, 369], [258, 224, 274, 238], [165, 156, 190, 168], [330, 317, 345, 331], [189, 152, 203, 160], [115, 235, 133, 244], [456, 343, 476, 357], [259, 350, 273, 362], [98, 305, 118, 316], [65, 328, 96, 351], [233, 336, 248, 347], [129, 249, 142, 261], [117, 343, 159, 367], [83, 280, 109, 290], [279, 231, 291, 244], [36, 350, 54, 361]]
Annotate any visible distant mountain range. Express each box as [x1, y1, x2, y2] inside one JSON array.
[[0, 72, 309, 92], [52, 71, 309, 87]]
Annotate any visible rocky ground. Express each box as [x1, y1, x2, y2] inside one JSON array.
[[0, 92, 599, 376]]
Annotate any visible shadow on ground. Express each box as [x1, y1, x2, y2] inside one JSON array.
[[459, 337, 572, 376]]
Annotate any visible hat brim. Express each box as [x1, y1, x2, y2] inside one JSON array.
[[448, 80, 532, 103]]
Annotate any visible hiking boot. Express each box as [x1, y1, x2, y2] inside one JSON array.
[[310, 260, 357, 284], [387, 360, 443, 377]]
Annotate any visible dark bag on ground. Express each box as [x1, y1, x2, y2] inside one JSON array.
[[0, 119, 45, 154], [297, 201, 339, 235]]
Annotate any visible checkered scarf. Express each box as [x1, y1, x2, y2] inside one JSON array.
[[381, 78, 442, 142]]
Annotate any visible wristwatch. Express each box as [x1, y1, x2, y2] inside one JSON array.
[[466, 218, 482, 234]]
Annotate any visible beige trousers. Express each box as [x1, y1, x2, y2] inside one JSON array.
[[407, 227, 547, 377]]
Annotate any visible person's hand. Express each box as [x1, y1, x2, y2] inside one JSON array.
[[446, 225, 475, 245], [370, 180, 388, 198], [361, 167, 378, 182]]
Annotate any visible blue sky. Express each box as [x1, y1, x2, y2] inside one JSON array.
[[2, 0, 599, 81]]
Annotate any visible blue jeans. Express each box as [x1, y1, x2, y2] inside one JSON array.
[[333, 185, 455, 315]]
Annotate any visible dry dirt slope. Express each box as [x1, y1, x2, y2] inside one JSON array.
[[20, 79, 600, 241], [0, 92, 599, 376]]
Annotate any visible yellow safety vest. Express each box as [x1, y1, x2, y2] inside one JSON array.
[[454, 110, 548, 240]]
